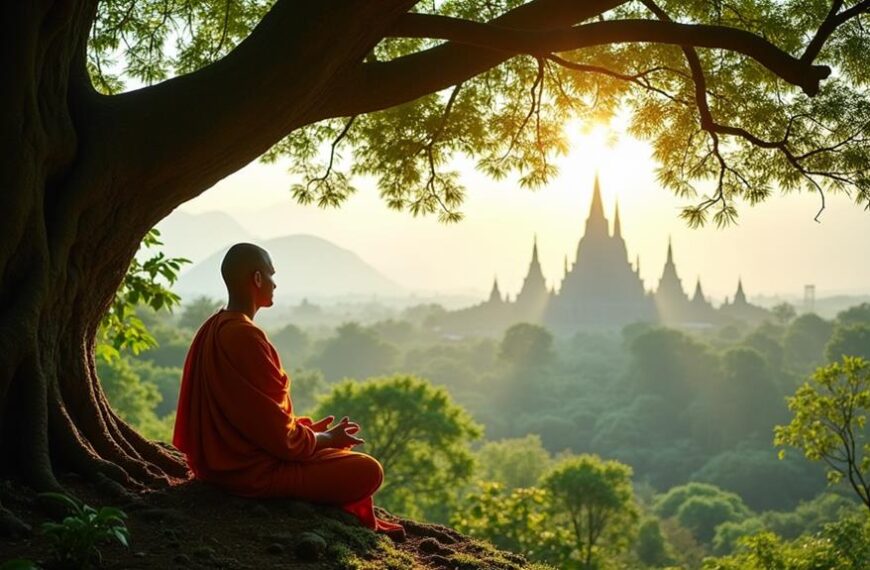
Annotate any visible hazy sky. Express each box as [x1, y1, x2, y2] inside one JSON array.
[[177, 124, 870, 302]]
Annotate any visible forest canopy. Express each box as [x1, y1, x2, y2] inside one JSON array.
[[90, 0, 870, 225]]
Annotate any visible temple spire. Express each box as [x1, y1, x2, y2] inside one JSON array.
[[693, 277, 705, 302], [516, 236, 549, 318], [613, 200, 622, 238], [521, 235, 546, 287], [489, 276, 502, 303], [585, 172, 608, 237], [635, 254, 641, 275], [590, 173, 604, 219], [666, 236, 674, 265], [735, 277, 747, 304]]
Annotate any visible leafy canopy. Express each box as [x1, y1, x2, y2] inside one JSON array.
[[452, 482, 573, 566], [775, 356, 870, 510], [541, 454, 639, 567], [88, 1, 870, 225], [311, 374, 483, 521], [97, 229, 189, 362], [475, 434, 553, 489], [703, 515, 870, 570]]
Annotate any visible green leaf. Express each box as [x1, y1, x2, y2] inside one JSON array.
[[112, 527, 130, 548], [38, 492, 84, 516]]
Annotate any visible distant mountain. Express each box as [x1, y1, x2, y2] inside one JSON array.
[[155, 210, 255, 265], [175, 234, 405, 300]]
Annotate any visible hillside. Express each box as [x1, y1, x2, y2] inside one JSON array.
[[0, 478, 549, 570], [154, 210, 256, 265], [174, 234, 406, 301]]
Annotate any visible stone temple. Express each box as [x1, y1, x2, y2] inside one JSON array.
[[437, 176, 768, 334]]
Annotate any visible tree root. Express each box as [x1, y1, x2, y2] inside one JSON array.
[[109, 407, 189, 479], [54, 368, 173, 488], [0, 502, 31, 538]]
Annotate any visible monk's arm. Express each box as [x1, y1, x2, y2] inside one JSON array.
[[219, 326, 318, 461]]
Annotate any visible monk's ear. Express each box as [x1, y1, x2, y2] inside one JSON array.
[[253, 270, 263, 288]]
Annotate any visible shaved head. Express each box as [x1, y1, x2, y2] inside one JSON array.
[[221, 243, 273, 294]]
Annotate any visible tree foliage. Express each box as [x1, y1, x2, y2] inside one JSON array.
[[635, 517, 673, 567], [475, 435, 552, 489], [308, 323, 398, 381], [287, 369, 328, 417], [836, 303, 870, 327], [703, 515, 870, 570], [711, 492, 861, 555], [775, 356, 870, 510], [96, 357, 174, 441], [541, 454, 638, 568], [452, 482, 572, 566], [783, 314, 835, 374], [87, 1, 870, 226], [311, 374, 483, 521], [826, 324, 870, 362], [691, 442, 824, 512], [178, 296, 222, 331], [499, 324, 556, 370], [654, 482, 752, 545], [97, 229, 189, 362]]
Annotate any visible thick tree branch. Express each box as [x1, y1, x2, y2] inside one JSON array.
[[802, 0, 870, 64], [322, 0, 626, 117], [93, 0, 421, 224], [388, 14, 830, 96]]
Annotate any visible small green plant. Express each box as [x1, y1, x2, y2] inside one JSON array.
[[38, 492, 130, 569]]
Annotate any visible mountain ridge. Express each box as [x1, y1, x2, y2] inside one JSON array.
[[174, 232, 406, 301]]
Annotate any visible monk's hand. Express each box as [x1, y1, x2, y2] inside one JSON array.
[[324, 417, 364, 449], [308, 415, 335, 432], [338, 415, 361, 435]]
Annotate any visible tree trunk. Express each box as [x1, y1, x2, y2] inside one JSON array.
[[0, 0, 419, 505], [0, 0, 189, 499]]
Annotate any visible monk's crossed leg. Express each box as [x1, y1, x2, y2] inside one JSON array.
[[266, 450, 384, 505]]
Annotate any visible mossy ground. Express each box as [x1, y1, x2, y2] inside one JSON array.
[[0, 477, 553, 569]]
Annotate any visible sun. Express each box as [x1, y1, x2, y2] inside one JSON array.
[[554, 118, 654, 206], [563, 120, 617, 167]]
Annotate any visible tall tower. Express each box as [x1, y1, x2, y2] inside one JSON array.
[[546, 175, 654, 329], [720, 277, 770, 322], [734, 278, 747, 305], [515, 236, 549, 322], [488, 277, 503, 304], [613, 200, 622, 238], [654, 237, 691, 323], [583, 173, 609, 242], [804, 284, 816, 313], [688, 277, 716, 323]]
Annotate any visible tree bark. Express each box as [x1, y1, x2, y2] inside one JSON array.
[[0, 0, 189, 494]]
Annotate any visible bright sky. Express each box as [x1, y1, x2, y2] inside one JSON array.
[[177, 122, 870, 302]]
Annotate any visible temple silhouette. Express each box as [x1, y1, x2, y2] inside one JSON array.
[[437, 176, 769, 335]]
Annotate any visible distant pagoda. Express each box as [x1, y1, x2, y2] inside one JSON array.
[[436, 176, 769, 334], [545, 175, 654, 329], [514, 237, 550, 323]]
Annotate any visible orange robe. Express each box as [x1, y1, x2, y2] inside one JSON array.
[[172, 309, 401, 533]]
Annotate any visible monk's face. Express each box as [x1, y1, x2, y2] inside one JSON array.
[[253, 255, 276, 308]]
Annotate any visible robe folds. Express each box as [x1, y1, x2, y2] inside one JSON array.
[[172, 309, 402, 533]]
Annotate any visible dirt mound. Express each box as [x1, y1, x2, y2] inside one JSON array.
[[0, 477, 550, 569]]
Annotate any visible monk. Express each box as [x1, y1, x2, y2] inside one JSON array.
[[172, 243, 403, 536]]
